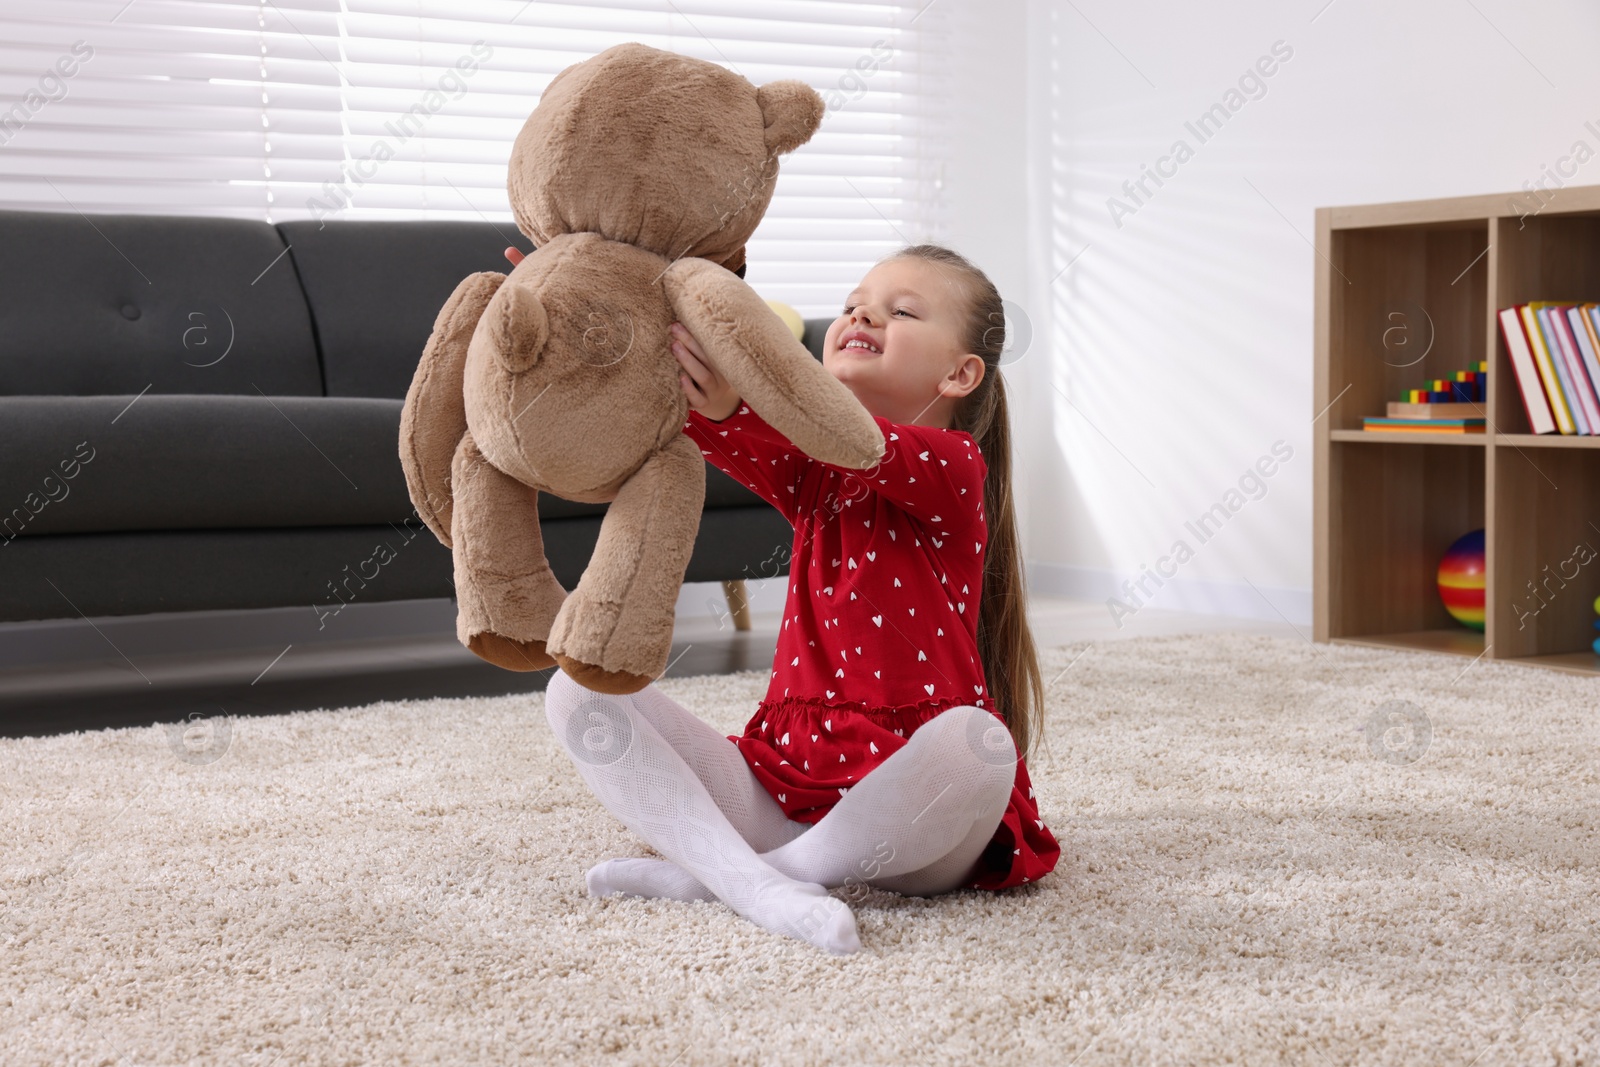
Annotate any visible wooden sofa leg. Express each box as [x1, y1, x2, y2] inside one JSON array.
[[721, 579, 752, 631]]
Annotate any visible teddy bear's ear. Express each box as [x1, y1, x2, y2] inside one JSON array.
[[756, 80, 825, 157]]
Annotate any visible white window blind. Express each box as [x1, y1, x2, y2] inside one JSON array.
[[0, 0, 948, 315]]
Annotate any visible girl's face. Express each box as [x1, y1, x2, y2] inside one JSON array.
[[821, 257, 985, 428]]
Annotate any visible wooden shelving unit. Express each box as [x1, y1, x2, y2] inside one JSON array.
[[1314, 183, 1600, 677]]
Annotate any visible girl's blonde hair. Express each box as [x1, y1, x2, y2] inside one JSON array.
[[881, 244, 1046, 763]]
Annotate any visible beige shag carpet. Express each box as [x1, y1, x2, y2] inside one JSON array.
[[3, 633, 1598, 1066]]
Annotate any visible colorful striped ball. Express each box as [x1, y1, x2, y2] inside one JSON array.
[[1437, 528, 1486, 632]]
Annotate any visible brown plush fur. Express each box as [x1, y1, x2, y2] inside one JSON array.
[[399, 43, 885, 694]]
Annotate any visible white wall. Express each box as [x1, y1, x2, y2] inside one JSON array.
[[1017, 0, 1600, 628]]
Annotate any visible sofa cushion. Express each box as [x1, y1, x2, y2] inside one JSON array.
[[0, 209, 324, 398], [276, 220, 533, 400], [0, 396, 802, 540], [0, 503, 800, 624], [0, 395, 417, 536]]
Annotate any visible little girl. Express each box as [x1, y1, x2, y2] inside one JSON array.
[[540, 244, 1060, 955]]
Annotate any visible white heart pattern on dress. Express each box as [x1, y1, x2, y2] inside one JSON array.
[[866, 551, 876, 561], [869, 741, 878, 754], [824, 719, 832, 731], [872, 615, 883, 627], [923, 683, 936, 695]]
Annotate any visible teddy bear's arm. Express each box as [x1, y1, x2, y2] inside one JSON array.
[[663, 257, 884, 472]]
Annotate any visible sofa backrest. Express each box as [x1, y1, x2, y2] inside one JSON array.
[[276, 220, 530, 399], [0, 209, 324, 397], [802, 318, 831, 362]]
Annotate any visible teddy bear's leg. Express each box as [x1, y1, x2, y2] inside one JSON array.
[[546, 431, 705, 694], [449, 430, 567, 672], [400, 270, 506, 547]]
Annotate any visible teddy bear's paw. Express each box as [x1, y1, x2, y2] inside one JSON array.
[[467, 633, 558, 673], [552, 653, 654, 695]]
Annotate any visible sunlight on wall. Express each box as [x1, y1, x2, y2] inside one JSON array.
[[1023, 0, 1600, 624]]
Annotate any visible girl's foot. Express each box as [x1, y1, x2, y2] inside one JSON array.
[[586, 858, 860, 954], [586, 857, 715, 902]]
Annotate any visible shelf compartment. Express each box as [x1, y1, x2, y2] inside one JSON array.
[[1491, 445, 1600, 660], [1490, 212, 1600, 435], [1326, 440, 1485, 641], [1327, 222, 1488, 434]]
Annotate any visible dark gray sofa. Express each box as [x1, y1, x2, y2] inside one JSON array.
[[0, 209, 828, 627]]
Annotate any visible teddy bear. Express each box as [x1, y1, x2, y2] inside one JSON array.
[[398, 42, 886, 695]]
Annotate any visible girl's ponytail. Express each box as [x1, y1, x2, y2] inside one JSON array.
[[883, 245, 1045, 763]]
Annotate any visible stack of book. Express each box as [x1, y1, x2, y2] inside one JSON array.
[[1361, 362, 1487, 434], [1497, 302, 1600, 435]]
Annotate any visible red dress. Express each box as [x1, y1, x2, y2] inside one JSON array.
[[683, 402, 1060, 890]]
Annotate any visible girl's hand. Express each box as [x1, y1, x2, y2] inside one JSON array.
[[671, 321, 741, 422]]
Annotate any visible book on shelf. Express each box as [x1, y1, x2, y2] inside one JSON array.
[[1499, 302, 1600, 434], [1497, 306, 1557, 434], [1360, 417, 1486, 434], [1517, 303, 1575, 432], [1387, 401, 1483, 418], [1535, 303, 1598, 433], [1566, 305, 1600, 421]]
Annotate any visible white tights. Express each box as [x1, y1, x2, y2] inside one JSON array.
[[542, 668, 1018, 954]]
